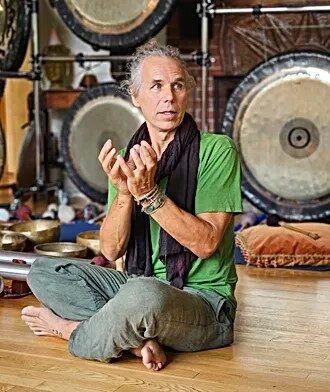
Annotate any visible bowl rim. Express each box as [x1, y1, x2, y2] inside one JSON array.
[[76, 230, 100, 240], [34, 241, 87, 251], [10, 219, 60, 233], [0, 230, 27, 242]]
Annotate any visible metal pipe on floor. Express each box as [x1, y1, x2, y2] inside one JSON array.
[[0, 251, 38, 265], [0, 251, 95, 282], [0, 261, 30, 281]]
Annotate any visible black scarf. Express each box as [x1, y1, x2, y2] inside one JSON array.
[[124, 112, 200, 289]]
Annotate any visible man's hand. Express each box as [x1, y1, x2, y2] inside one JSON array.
[[98, 139, 131, 196], [117, 141, 158, 199]]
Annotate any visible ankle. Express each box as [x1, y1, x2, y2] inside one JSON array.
[[130, 342, 144, 357], [60, 321, 80, 340]]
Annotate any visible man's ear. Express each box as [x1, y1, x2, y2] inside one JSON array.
[[131, 94, 140, 108]]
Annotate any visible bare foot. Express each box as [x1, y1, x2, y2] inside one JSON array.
[[131, 339, 167, 371], [21, 306, 79, 340]]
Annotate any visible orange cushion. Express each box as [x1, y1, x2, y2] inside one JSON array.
[[235, 223, 330, 267]]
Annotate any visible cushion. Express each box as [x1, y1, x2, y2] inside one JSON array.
[[235, 223, 330, 267]]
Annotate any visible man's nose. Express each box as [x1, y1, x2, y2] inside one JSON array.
[[163, 85, 174, 102]]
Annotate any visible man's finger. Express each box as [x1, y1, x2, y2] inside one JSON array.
[[117, 155, 134, 178], [101, 147, 116, 173], [141, 145, 156, 170], [130, 147, 145, 170], [141, 141, 157, 160], [98, 139, 114, 163], [109, 156, 121, 178]]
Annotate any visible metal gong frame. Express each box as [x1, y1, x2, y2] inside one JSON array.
[[222, 51, 330, 221]]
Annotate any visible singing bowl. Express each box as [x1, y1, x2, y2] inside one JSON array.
[[76, 230, 100, 255], [10, 220, 60, 245], [0, 230, 27, 251], [34, 242, 87, 258]]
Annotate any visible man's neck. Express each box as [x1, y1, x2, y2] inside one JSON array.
[[149, 129, 176, 159]]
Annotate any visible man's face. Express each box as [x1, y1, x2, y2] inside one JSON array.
[[132, 56, 188, 135]]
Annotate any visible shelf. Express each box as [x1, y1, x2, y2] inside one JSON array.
[[44, 89, 84, 110]]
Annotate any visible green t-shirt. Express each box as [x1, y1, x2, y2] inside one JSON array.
[[107, 132, 243, 319]]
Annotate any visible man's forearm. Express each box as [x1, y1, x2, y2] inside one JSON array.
[[149, 197, 231, 259], [100, 193, 133, 261]]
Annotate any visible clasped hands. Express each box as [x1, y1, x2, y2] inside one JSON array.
[[98, 139, 157, 199]]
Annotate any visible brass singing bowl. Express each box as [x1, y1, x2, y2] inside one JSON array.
[[76, 230, 100, 255], [34, 242, 87, 258], [0, 230, 27, 251], [10, 220, 60, 245]]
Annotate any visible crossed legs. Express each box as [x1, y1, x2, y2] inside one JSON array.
[[23, 257, 231, 371]]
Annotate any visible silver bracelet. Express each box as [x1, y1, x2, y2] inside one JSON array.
[[134, 185, 158, 204], [141, 190, 167, 214]]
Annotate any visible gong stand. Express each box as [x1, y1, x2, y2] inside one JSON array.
[[197, 1, 330, 131]]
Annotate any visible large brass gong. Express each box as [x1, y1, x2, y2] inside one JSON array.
[[222, 52, 330, 221], [61, 83, 144, 204], [53, 0, 176, 50]]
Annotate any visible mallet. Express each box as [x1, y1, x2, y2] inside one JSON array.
[[266, 214, 320, 240]]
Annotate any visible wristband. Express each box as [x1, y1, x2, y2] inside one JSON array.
[[134, 185, 158, 204], [141, 190, 167, 214]]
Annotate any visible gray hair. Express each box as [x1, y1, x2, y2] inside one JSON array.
[[122, 40, 195, 97]]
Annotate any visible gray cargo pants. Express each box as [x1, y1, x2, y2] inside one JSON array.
[[27, 257, 233, 362]]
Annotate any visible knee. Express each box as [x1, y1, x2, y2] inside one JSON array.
[[27, 258, 44, 290], [27, 257, 57, 293], [114, 277, 172, 317]]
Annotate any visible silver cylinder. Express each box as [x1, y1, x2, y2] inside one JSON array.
[[0, 251, 38, 265], [0, 261, 30, 281]]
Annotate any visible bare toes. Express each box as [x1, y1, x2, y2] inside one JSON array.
[[21, 315, 37, 323], [21, 306, 40, 317]]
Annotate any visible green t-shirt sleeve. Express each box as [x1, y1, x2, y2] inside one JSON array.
[[195, 135, 243, 214], [107, 179, 118, 208]]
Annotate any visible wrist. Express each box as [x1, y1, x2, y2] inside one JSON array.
[[117, 191, 133, 200], [133, 185, 158, 204], [141, 189, 167, 215]]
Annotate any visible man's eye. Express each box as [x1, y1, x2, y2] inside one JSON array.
[[151, 83, 161, 90], [173, 83, 183, 90]]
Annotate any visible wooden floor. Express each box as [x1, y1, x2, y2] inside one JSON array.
[[0, 265, 329, 392]]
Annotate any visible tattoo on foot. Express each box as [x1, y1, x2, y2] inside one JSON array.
[[52, 329, 63, 338]]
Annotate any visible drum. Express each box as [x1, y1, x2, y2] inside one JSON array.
[[53, 0, 177, 51], [0, 0, 30, 72], [222, 52, 330, 221], [60, 83, 145, 204]]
